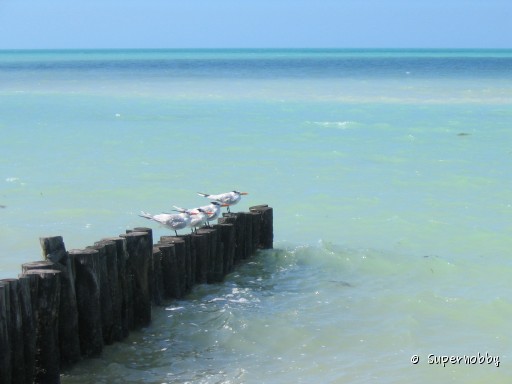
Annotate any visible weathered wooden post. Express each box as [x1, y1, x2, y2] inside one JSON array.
[[1, 279, 26, 383], [102, 236, 131, 338], [68, 248, 103, 357], [24, 269, 61, 384], [120, 231, 152, 328], [93, 240, 122, 343], [156, 241, 181, 299], [86, 243, 114, 346], [39, 236, 82, 365], [17, 274, 38, 384], [242, 212, 253, 259], [175, 234, 194, 293], [218, 213, 245, 264], [192, 232, 209, 284], [249, 211, 262, 254], [151, 246, 164, 305], [161, 234, 194, 293], [127, 227, 155, 309], [197, 228, 223, 283], [0, 281, 11, 384], [213, 223, 235, 275], [250, 205, 274, 249]]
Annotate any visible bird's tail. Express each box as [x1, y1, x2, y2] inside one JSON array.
[[139, 211, 153, 220], [197, 192, 210, 198], [173, 205, 187, 213]]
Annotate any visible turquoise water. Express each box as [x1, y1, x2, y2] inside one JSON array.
[[1, 49, 512, 382]]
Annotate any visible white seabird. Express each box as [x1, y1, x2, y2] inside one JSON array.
[[197, 190, 248, 213]]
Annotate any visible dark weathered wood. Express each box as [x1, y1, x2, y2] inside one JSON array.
[[0, 281, 11, 384], [179, 234, 194, 292], [176, 234, 193, 293], [151, 246, 164, 305], [213, 223, 235, 274], [120, 231, 152, 328], [127, 227, 154, 311], [249, 211, 262, 254], [161, 234, 193, 293], [94, 240, 123, 342], [250, 205, 274, 249], [219, 213, 245, 263], [242, 212, 253, 260], [159, 236, 190, 297], [102, 236, 131, 338], [94, 240, 123, 343], [24, 269, 61, 384], [68, 248, 103, 358], [17, 275, 38, 384], [215, 235, 224, 281], [39, 235, 82, 366], [156, 242, 181, 299], [197, 228, 223, 283], [192, 233, 209, 284], [86, 243, 114, 346], [21, 260, 54, 271], [1, 279, 25, 384]]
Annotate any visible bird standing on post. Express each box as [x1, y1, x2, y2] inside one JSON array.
[[173, 201, 228, 227], [197, 191, 248, 213], [187, 208, 209, 233], [138, 211, 192, 236]]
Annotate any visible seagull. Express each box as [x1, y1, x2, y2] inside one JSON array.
[[172, 202, 228, 227], [197, 191, 248, 213], [187, 208, 209, 233], [139, 211, 192, 236]]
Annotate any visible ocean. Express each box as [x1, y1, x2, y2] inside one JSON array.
[[1, 49, 511, 383]]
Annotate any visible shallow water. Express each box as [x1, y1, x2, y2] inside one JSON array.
[[1, 49, 512, 382]]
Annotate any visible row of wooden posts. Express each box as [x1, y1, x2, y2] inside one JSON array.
[[0, 205, 273, 384]]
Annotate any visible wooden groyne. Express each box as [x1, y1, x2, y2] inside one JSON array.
[[0, 205, 273, 384]]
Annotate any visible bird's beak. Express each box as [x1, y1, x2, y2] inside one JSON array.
[[221, 203, 229, 207], [240, 192, 248, 195]]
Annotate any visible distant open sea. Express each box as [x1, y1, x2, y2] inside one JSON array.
[[1, 49, 512, 383]]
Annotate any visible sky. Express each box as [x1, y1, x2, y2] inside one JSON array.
[[0, 0, 510, 49]]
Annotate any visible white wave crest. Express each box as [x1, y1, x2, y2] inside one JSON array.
[[310, 121, 356, 129]]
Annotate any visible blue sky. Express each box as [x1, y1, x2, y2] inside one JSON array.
[[0, 0, 510, 49]]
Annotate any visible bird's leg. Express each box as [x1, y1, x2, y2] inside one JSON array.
[[174, 230, 178, 236], [227, 206, 231, 213]]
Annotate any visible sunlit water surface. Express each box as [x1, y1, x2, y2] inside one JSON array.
[[1, 49, 511, 383]]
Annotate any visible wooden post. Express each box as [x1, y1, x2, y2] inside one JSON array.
[[86, 243, 114, 345], [161, 235, 193, 293], [120, 231, 152, 328], [250, 205, 274, 249], [24, 269, 61, 384], [215, 235, 224, 281], [17, 275, 38, 384], [192, 233, 209, 284], [94, 240, 122, 343], [213, 223, 235, 274], [219, 213, 245, 264], [249, 211, 262, 254], [127, 227, 154, 310], [102, 236, 131, 338], [68, 248, 103, 358], [242, 212, 253, 259], [0, 281, 11, 384], [39, 235, 82, 366], [1, 279, 26, 384], [156, 242, 181, 299], [197, 228, 223, 283], [151, 246, 164, 305], [176, 234, 193, 293]]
